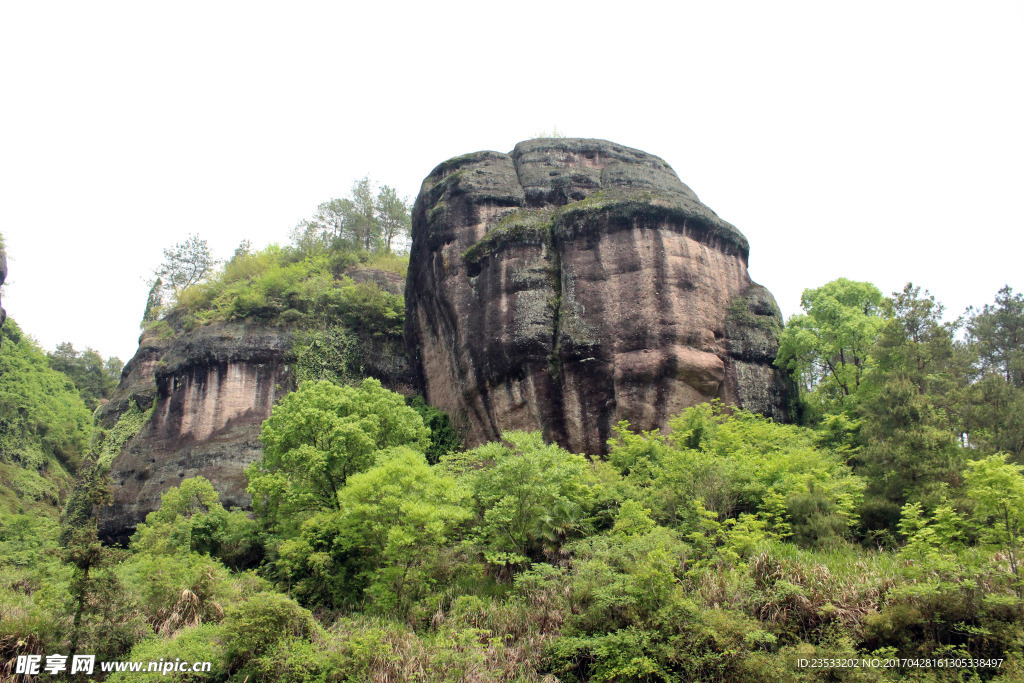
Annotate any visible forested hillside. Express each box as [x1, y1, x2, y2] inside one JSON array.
[[2, 214, 1024, 680]]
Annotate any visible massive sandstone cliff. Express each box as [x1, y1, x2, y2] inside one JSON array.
[[405, 138, 792, 455], [99, 268, 410, 543], [97, 322, 292, 543]]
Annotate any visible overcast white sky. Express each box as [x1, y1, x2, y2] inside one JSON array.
[[1, 1, 1021, 362]]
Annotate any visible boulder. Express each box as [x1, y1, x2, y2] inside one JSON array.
[[405, 138, 793, 454]]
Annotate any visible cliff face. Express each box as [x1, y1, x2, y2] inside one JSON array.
[[0, 249, 7, 337], [100, 267, 412, 543], [405, 138, 792, 455], [98, 322, 293, 543]]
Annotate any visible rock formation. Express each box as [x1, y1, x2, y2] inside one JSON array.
[[100, 268, 411, 543], [405, 138, 792, 455], [0, 246, 7, 339], [98, 322, 293, 544]]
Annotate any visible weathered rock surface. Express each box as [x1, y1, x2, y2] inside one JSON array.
[[406, 138, 792, 455], [0, 249, 7, 338], [100, 270, 412, 543], [98, 322, 293, 544]]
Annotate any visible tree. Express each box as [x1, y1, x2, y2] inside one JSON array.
[[348, 177, 379, 252], [967, 285, 1024, 387], [336, 447, 471, 611], [855, 285, 967, 526], [374, 185, 411, 253], [606, 403, 864, 547], [141, 277, 163, 326], [60, 458, 143, 660], [964, 453, 1024, 598], [446, 431, 598, 564], [130, 476, 261, 569], [247, 378, 429, 535], [291, 198, 354, 256], [152, 234, 217, 303], [871, 284, 962, 397], [290, 177, 411, 256], [775, 278, 886, 418], [47, 342, 124, 410], [962, 286, 1024, 460]]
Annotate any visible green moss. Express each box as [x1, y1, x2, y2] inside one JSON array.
[[427, 200, 448, 230], [462, 209, 555, 265], [727, 292, 782, 335], [554, 190, 669, 229], [429, 151, 500, 179], [550, 189, 749, 257], [141, 319, 175, 342], [98, 400, 155, 468]]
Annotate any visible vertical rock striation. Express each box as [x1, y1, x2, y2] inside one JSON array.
[[98, 322, 293, 544], [0, 246, 7, 340], [405, 138, 792, 455], [99, 263, 413, 543]]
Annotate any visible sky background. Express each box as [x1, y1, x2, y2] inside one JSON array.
[[1, 1, 1021, 363]]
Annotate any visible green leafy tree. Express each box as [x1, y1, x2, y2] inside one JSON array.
[[964, 453, 1024, 597], [962, 286, 1024, 460], [59, 459, 144, 660], [374, 185, 411, 253], [131, 476, 261, 570], [446, 431, 599, 565], [961, 372, 1024, 460], [348, 176, 379, 252], [856, 285, 967, 528], [336, 447, 471, 611], [871, 284, 964, 398], [607, 404, 864, 548], [776, 278, 886, 418], [141, 277, 163, 325], [857, 378, 964, 531], [46, 342, 124, 411], [406, 395, 462, 464], [248, 378, 429, 536], [291, 198, 354, 256], [290, 176, 411, 256]]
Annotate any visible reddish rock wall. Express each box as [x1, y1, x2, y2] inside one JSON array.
[[405, 138, 792, 454]]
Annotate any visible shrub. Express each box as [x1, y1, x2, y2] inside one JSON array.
[[105, 624, 226, 682], [220, 592, 321, 672]]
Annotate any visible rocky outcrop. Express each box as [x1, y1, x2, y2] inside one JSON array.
[[100, 268, 413, 543], [0, 247, 7, 339], [406, 138, 792, 455], [98, 322, 293, 544]]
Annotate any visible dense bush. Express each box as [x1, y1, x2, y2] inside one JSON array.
[[0, 318, 92, 480]]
